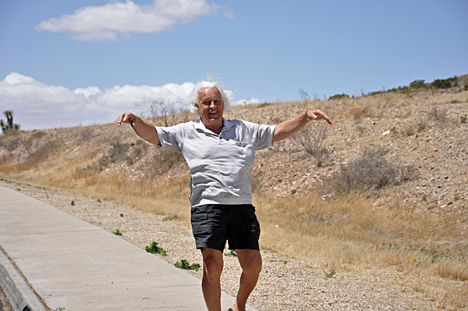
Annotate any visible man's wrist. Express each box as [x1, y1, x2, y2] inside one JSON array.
[[305, 110, 312, 121]]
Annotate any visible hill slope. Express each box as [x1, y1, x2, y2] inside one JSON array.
[[1, 82, 468, 309]]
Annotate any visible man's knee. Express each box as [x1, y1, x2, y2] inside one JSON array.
[[237, 250, 262, 275], [202, 248, 224, 279]]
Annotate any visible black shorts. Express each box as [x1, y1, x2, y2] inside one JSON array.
[[190, 204, 261, 252]]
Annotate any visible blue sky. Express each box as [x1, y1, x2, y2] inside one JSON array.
[[1, 0, 467, 130]]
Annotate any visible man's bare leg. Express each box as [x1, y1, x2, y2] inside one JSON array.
[[230, 249, 262, 311], [202, 248, 224, 311]]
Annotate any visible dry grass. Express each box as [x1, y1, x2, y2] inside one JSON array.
[[1, 88, 467, 308]]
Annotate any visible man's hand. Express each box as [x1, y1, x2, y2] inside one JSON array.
[[117, 112, 137, 127], [273, 109, 332, 143], [116, 112, 160, 145], [306, 109, 332, 125]]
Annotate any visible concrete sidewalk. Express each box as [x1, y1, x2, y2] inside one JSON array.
[[0, 186, 257, 311]]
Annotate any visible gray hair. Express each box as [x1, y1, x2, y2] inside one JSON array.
[[188, 80, 234, 115]]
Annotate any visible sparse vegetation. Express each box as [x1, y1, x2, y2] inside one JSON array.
[[145, 241, 167, 256], [432, 76, 458, 89], [113, 229, 122, 236], [257, 102, 272, 108], [174, 259, 200, 270], [224, 250, 237, 257], [427, 107, 448, 124], [323, 268, 336, 278], [0, 77, 467, 308], [328, 94, 350, 100], [291, 122, 329, 167], [0, 110, 20, 135], [326, 145, 417, 193], [410, 79, 426, 89]]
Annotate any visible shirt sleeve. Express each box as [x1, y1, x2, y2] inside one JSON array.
[[155, 125, 183, 153], [254, 123, 275, 150]]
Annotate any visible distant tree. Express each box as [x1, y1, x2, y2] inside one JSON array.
[[410, 80, 425, 89], [0, 110, 20, 134], [135, 98, 182, 127], [432, 76, 458, 89]]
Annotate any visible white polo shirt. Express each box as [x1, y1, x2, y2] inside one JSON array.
[[156, 118, 275, 207]]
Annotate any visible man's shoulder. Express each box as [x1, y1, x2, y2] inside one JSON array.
[[226, 119, 255, 127], [165, 120, 196, 130]]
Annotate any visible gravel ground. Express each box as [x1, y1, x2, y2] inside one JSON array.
[[0, 283, 13, 311], [0, 180, 446, 310]]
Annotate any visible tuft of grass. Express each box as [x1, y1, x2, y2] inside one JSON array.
[[163, 214, 178, 221], [145, 241, 167, 256], [71, 200, 75, 206], [174, 259, 200, 270], [257, 102, 272, 108], [323, 268, 336, 278], [427, 107, 448, 124], [113, 229, 122, 236], [224, 250, 237, 257]]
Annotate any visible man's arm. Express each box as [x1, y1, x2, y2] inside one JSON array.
[[272, 109, 332, 143], [117, 112, 161, 145]]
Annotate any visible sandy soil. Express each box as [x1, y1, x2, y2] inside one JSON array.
[[1, 179, 449, 311]]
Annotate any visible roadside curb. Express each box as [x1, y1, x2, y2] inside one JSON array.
[[0, 245, 48, 311]]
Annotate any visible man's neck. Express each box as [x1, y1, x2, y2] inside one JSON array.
[[202, 119, 224, 135]]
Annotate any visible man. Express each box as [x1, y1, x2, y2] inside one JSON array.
[[117, 80, 332, 311]]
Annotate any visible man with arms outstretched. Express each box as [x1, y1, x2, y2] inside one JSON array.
[[117, 80, 332, 311]]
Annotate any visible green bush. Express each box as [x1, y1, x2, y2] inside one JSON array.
[[432, 76, 458, 89], [328, 94, 350, 100], [410, 80, 425, 89], [145, 241, 167, 256], [257, 102, 272, 108], [174, 259, 200, 270], [224, 250, 237, 257]]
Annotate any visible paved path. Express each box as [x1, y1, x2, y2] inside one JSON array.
[[0, 186, 256, 311]]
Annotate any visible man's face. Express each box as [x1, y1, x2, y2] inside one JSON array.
[[196, 87, 224, 131]]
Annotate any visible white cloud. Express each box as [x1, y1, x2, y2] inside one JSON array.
[[233, 97, 261, 106], [35, 0, 233, 41], [0, 72, 194, 130]]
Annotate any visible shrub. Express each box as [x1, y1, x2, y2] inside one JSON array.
[[148, 148, 184, 176], [257, 102, 272, 108], [109, 143, 130, 163], [0, 110, 20, 135], [410, 80, 425, 89], [291, 122, 329, 167], [224, 250, 238, 257], [427, 107, 448, 124], [432, 76, 458, 89], [145, 241, 167, 256], [328, 94, 350, 100], [174, 259, 200, 270], [327, 145, 417, 193]]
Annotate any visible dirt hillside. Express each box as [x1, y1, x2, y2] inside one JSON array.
[[1, 75, 468, 310]]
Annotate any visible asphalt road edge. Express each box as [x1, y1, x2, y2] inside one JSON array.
[[0, 245, 48, 311]]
